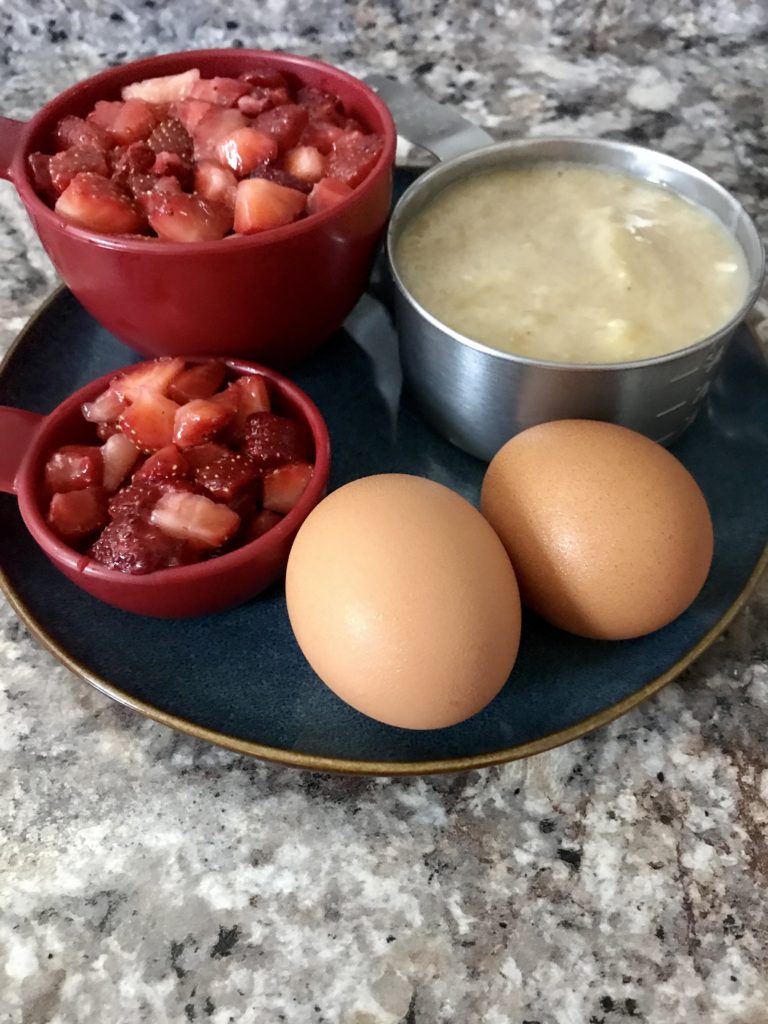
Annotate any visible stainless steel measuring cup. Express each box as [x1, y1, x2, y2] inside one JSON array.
[[369, 77, 765, 461]]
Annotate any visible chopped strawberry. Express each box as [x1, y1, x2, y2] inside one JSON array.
[[122, 68, 201, 104], [327, 133, 383, 187], [283, 145, 326, 184], [220, 127, 278, 177], [248, 163, 311, 193], [193, 160, 238, 208], [253, 104, 309, 153], [173, 397, 235, 447], [55, 173, 145, 234], [101, 433, 141, 492], [150, 151, 193, 185], [96, 421, 121, 441], [107, 477, 197, 519], [111, 357, 185, 402], [246, 508, 283, 541], [134, 174, 182, 212], [299, 119, 345, 155], [110, 141, 156, 180], [173, 98, 215, 133], [54, 115, 110, 152], [183, 443, 230, 471], [242, 412, 310, 468], [82, 386, 128, 424], [119, 392, 180, 452], [147, 118, 193, 158], [91, 99, 158, 146], [194, 451, 259, 503], [233, 178, 306, 234], [148, 192, 233, 242], [237, 87, 290, 117], [192, 107, 247, 162], [296, 85, 343, 123], [189, 77, 250, 107], [168, 361, 227, 403], [44, 445, 103, 493], [49, 145, 109, 194], [238, 66, 288, 89], [28, 153, 56, 200], [262, 463, 313, 514], [48, 486, 109, 544], [150, 490, 240, 549], [307, 176, 353, 216], [221, 374, 271, 442], [90, 512, 192, 574], [133, 444, 190, 482]]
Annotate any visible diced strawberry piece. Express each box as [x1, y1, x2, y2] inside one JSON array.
[[122, 68, 201, 104], [119, 392, 180, 452], [110, 357, 185, 402], [248, 163, 311, 194], [246, 508, 283, 541], [48, 486, 109, 544], [193, 160, 237, 208], [234, 374, 271, 415], [220, 127, 278, 177], [327, 133, 383, 187], [173, 397, 235, 447], [189, 77, 251, 107], [234, 178, 306, 234], [242, 412, 310, 468], [296, 85, 343, 124], [307, 176, 353, 216], [150, 490, 240, 549], [133, 444, 190, 482], [238, 66, 288, 89], [192, 107, 247, 162], [262, 463, 313, 514], [253, 104, 309, 153], [97, 421, 121, 441], [101, 433, 141, 492], [107, 478, 198, 519], [54, 115, 110, 152], [150, 151, 193, 185], [28, 153, 56, 200], [44, 445, 103, 493], [90, 512, 193, 574], [94, 99, 158, 146], [110, 142, 156, 191], [147, 118, 193, 158], [49, 145, 109, 194], [148, 192, 233, 241], [237, 86, 290, 116], [283, 145, 326, 184], [55, 173, 145, 234], [168, 361, 227, 403], [82, 386, 128, 424], [183, 443, 230, 471], [194, 451, 259, 503], [299, 119, 345, 155], [173, 98, 215, 133], [134, 175, 182, 213]]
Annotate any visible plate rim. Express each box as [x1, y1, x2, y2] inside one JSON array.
[[2, 286, 767, 776]]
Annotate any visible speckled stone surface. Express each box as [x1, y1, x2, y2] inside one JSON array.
[[1, 3, 768, 1022]]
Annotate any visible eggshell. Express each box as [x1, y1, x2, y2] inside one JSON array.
[[480, 420, 714, 640], [285, 474, 521, 729]]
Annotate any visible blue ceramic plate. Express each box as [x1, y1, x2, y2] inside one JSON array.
[[1, 286, 767, 774]]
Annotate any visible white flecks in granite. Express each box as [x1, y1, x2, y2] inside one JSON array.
[[1, 2, 768, 1022]]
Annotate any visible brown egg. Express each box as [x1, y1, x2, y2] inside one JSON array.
[[480, 420, 714, 640], [286, 474, 521, 729]]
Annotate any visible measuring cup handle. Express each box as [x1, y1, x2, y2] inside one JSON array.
[[0, 407, 44, 494], [0, 116, 26, 182], [365, 75, 495, 161]]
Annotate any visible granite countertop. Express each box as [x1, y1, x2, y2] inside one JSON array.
[[2, 2, 768, 1022]]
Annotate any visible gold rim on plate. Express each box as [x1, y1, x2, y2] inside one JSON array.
[[1, 286, 766, 776]]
